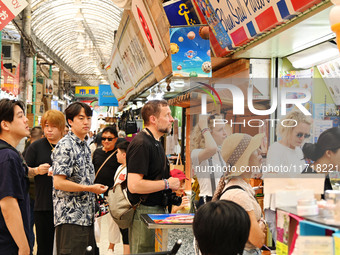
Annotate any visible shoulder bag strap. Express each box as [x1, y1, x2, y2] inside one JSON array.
[[114, 165, 125, 183], [219, 185, 245, 200], [95, 149, 117, 180], [208, 158, 216, 196]]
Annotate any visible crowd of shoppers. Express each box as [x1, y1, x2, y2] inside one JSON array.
[[1, 97, 339, 255]]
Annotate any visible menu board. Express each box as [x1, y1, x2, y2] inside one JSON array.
[[317, 58, 340, 105]]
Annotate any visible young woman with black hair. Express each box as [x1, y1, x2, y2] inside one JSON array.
[[303, 127, 340, 197]]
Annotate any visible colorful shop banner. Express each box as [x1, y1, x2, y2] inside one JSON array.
[[192, 0, 321, 54], [1, 64, 19, 96], [163, 0, 199, 26], [170, 26, 211, 77], [105, 47, 134, 105], [98, 84, 118, 107], [317, 57, 340, 106], [0, 0, 28, 31], [192, 0, 233, 52], [75, 86, 99, 98], [131, 0, 167, 67]]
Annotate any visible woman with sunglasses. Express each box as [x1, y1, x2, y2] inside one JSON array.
[[302, 127, 340, 197], [92, 126, 126, 255], [191, 114, 229, 208], [264, 110, 312, 242]]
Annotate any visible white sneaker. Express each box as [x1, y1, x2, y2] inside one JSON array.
[[106, 249, 114, 255]]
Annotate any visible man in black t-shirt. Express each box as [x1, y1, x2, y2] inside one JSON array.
[[0, 99, 31, 255], [127, 100, 180, 254], [25, 110, 65, 255]]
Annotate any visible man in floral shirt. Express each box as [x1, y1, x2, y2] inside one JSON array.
[[52, 102, 108, 255]]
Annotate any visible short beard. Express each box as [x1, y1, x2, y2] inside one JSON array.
[[157, 126, 171, 134]]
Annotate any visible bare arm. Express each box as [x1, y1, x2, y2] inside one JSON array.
[[28, 163, 51, 178], [0, 197, 30, 255], [54, 175, 108, 194], [247, 210, 266, 248], [127, 173, 180, 194], [197, 115, 218, 164]]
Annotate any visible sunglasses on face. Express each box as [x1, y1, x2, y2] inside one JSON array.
[[102, 137, 114, 141], [296, 133, 311, 139]]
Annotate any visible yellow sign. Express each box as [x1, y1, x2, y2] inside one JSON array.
[[75, 86, 99, 97]]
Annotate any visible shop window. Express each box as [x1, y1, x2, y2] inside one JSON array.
[[2, 45, 12, 59]]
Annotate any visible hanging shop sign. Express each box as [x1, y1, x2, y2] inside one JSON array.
[[98, 84, 119, 107], [317, 58, 340, 106], [75, 86, 99, 98], [1, 64, 19, 96], [192, 0, 322, 56], [131, 0, 167, 67], [163, 0, 199, 26], [105, 47, 135, 104], [192, 0, 230, 57], [170, 25, 211, 77], [0, 0, 28, 31], [44, 79, 53, 95], [117, 16, 152, 86]]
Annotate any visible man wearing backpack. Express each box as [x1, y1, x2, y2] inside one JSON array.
[[0, 99, 31, 255], [126, 100, 180, 253]]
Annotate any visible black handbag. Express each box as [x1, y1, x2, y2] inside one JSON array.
[[125, 110, 137, 134]]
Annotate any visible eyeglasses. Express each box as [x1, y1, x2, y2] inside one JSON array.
[[296, 133, 311, 139], [102, 137, 114, 141]]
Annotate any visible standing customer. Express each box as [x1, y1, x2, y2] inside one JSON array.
[[52, 102, 108, 255], [213, 133, 266, 255], [23, 126, 43, 253], [0, 99, 31, 255], [114, 140, 131, 255], [303, 127, 340, 196], [25, 110, 65, 255], [127, 100, 180, 253], [265, 110, 312, 242], [92, 126, 125, 255], [191, 114, 228, 207]]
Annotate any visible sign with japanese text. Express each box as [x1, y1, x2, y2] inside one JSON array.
[[0, 0, 28, 31], [75, 86, 99, 98], [105, 47, 134, 105]]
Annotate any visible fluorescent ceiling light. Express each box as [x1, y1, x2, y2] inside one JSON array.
[[287, 42, 340, 69]]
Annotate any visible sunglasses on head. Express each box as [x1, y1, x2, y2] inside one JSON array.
[[102, 137, 114, 141], [296, 133, 310, 139]]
